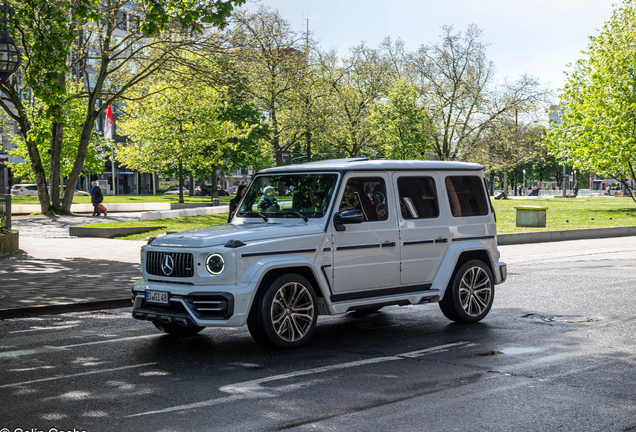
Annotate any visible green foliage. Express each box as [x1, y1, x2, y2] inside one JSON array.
[[369, 81, 429, 159], [546, 1, 636, 198], [7, 81, 104, 180], [115, 53, 263, 184]]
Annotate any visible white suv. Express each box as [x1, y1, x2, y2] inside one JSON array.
[[132, 159, 507, 348]]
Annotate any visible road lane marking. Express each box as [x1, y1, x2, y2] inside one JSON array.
[[0, 362, 158, 388], [0, 334, 162, 359], [127, 341, 469, 417], [0, 346, 69, 359], [9, 325, 78, 334]]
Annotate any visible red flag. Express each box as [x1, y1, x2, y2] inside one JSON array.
[[104, 103, 114, 140]]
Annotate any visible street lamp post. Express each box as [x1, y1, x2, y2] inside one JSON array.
[[0, 4, 20, 82], [523, 169, 526, 192]]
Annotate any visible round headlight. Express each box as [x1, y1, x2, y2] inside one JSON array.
[[206, 253, 224, 275]]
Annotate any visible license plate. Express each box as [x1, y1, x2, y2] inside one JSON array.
[[145, 290, 169, 305]]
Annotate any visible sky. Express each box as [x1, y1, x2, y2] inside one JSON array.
[[245, 0, 617, 93]]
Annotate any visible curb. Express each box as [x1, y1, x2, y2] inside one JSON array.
[[0, 298, 131, 320], [69, 226, 166, 238], [497, 226, 636, 245]]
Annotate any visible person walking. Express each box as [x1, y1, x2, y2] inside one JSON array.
[[573, 184, 579, 197], [90, 181, 105, 217], [228, 184, 248, 222]]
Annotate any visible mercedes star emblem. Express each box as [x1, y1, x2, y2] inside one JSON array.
[[161, 254, 174, 275]]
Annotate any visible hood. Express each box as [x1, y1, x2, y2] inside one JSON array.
[[150, 222, 325, 248]]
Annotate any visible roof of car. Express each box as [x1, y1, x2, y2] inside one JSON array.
[[259, 158, 484, 174]]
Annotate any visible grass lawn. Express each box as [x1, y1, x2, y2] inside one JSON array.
[[11, 194, 233, 205], [81, 213, 230, 240], [492, 197, 636, 234], [77, 196, 636, 240]]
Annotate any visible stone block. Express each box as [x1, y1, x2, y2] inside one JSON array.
[[515, 206, 548, 228], [0, 229, 19, 256]]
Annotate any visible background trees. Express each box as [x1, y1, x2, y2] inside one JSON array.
[[546, 1, 636, 202], [2, 0, 244, 213], [115, 55, 258, 204]]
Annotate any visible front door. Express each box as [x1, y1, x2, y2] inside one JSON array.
[[331, 174, 399, 293]]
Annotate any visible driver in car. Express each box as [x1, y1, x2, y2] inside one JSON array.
[[258, 186, 280, 213]]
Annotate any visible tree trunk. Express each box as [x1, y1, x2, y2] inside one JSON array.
[[503, 171, 508, 199], [210, 167, 218, 200], [49, 119, 64, 211], [49, 73, 66, 212], [274, 149, 283, 166], [189, 175, 194, 197], [61, 113, 98, 214], [178, 158, 184, 204]]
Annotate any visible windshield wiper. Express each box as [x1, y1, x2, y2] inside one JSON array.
[[278, 211, 308, 222], [242, 211, 268, 222]]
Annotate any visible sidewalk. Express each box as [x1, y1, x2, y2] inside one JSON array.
[[1, 214, 145, 318], [2, 215, 636, 319]]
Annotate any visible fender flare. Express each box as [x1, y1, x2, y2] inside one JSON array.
[[240, 256, 333, 317], [432, 241, 496, 299]]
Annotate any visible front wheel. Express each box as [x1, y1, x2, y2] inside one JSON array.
[[248, 274, 318, 349], [439, 259, 495, 323], [153, 321, 204, 336]]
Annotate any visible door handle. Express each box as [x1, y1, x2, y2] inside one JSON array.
[[435, 238, 448, 243], [382, 241, 396, 247]]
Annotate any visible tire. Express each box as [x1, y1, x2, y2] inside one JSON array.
[[153, 321, 204, 336], [439, 259, 495, 323], [248, 274, 318, 349]]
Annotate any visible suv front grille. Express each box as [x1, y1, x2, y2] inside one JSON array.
[[146, 251, 194, 278]]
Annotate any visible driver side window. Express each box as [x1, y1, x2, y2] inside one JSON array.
[[338, 177, 388, 222]]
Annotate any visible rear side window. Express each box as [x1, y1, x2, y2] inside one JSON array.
[[445, 176, 489, 217], [397, 177, 439, 219], [25, 186, 37, 191]]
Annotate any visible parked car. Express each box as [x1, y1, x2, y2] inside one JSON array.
[[10, 184, 38, 196], [195, 185, 229, 196], [132, 159, 507, 349], [164, 187, 189, 196]]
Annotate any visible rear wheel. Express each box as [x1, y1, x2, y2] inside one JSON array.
[[153, 321, 204, 336], [248, 274, 318, 349], [439, 259, 494, 323]]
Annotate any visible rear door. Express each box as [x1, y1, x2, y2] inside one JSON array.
[[393, 173, 450, 285]]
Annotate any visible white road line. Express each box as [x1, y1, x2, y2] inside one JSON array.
[[0, 346, 69, 359], [9, 325, 78, 334], [127, 341, 469, 418], [0, 334, 162, 359], [0, 362, 158, 388]]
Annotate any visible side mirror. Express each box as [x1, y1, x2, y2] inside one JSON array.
[[334, 209, 364, 231]]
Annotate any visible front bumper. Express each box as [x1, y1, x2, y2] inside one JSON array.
[[131, 280, 256, 327], [495, 261, 507, 284]]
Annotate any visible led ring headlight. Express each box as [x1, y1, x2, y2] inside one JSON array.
[[206, 253, 224, 275]]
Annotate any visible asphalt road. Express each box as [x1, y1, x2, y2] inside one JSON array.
[[1, 238, 636, 432]]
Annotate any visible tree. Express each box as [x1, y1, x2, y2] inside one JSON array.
[[226, 6, 308, 166], [324, 43, 392, 157], [7, 81, 104, 183], [409, 25, 548, 161], [546, 1, 636, 203], [0, 0, 244, 214], [369, 80, 430, 160], [467, 116, 546, 197], [115, 58, 257, 203]]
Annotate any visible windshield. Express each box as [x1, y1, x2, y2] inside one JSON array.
[[238, 173, 339, 219]]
